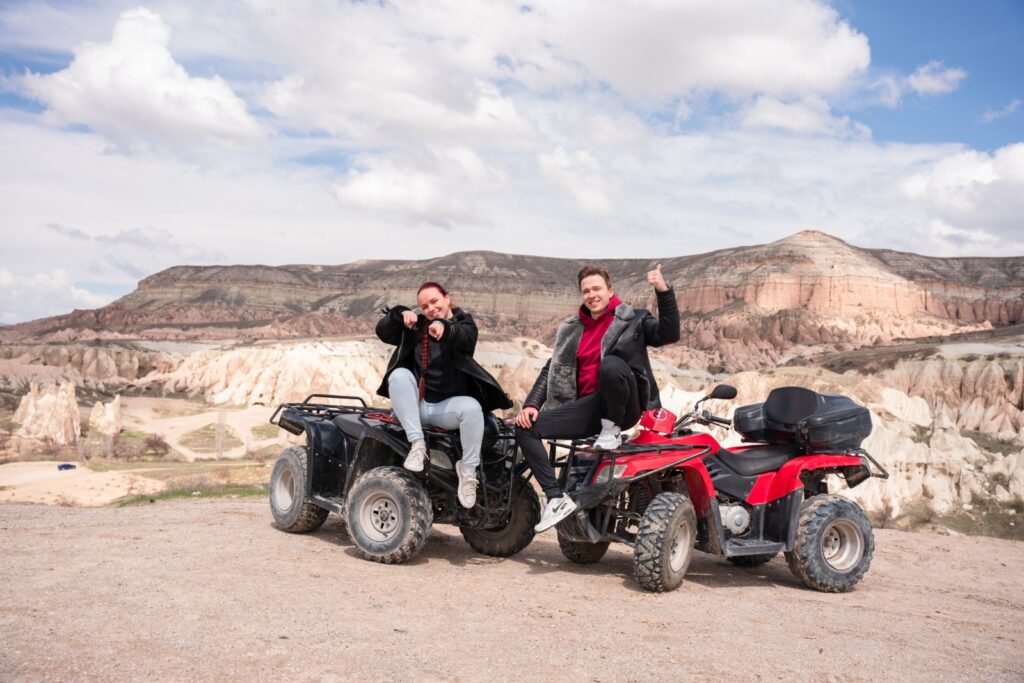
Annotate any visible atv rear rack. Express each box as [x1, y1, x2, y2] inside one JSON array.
[[269, 394, 373, 425]]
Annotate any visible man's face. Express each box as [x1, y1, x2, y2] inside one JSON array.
[[580, 274, 614, 316]]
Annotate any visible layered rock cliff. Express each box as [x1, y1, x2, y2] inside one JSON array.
[[2, 231, 1020, 373]]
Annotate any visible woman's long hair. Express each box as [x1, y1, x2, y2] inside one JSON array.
[[417, 281, 448, 297]]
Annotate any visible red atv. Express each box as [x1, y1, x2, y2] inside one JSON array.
[[549, 384, 888, 593]]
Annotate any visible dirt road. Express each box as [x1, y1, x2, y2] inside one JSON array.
[[1, 500, 1021, 682]]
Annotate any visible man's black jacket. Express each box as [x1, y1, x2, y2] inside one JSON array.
[[524, 288, 681, 411]]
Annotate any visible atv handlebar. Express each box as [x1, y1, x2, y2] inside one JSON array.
[[702, 412, 732, 428], [674, 409, 732, 432]]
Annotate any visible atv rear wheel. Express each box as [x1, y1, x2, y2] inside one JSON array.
[[269, 446, 329, 533], [345, 466, 433, 564], [633, 492, 696, 592], [556, 512, 609, 564], [785, 494, 874, 592], [727, 552, 778, 567], [460, 477, 540, 557]]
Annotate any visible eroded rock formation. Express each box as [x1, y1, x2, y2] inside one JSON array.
[[88, 395, 122, 437], [13, 382, 80, 445]]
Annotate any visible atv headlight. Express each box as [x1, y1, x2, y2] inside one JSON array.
[[593, 463, 627, 484]]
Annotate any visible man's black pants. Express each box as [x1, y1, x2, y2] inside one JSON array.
[[517, 355, 643, 498]]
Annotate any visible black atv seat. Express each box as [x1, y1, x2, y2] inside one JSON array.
[[342, 411, 502, 452], [715, 444, 802, 477]]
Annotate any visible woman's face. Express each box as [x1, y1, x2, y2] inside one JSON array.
[[417, 287, 453, 320]]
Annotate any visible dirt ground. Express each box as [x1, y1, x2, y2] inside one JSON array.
[[1, 500, 1022, 682], [0, 461, 164, 506]]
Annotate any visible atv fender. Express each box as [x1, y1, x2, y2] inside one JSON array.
[[745, 454, 865, 505], [277, 409, 349, 499], [345, 433, 407, 496]]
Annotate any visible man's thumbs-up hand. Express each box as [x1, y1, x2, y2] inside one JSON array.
[[647, 263, 668, 292]]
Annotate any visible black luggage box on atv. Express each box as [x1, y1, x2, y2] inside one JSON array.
[[733, 387, 871, 452]]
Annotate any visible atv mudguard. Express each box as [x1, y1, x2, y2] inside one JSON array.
[[279, 408, 406, 501]]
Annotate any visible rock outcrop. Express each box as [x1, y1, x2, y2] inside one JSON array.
[[13, 382, 80, 445], [88, 395, 122, 437], [0, 344, 181, 390]]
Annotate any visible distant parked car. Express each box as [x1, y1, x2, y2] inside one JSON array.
[[57, 463, 77, 471]]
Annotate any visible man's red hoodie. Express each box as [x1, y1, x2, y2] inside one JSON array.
[[575, 295, 621, 398]]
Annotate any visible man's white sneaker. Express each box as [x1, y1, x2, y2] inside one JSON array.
[[455, 461, 478, 508], [534, 494, 578, 533], [593, 419, 622, 450], [404, 440, 427, 472]]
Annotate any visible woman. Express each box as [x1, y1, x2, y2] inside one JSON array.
[[375, 282, 512, 508]]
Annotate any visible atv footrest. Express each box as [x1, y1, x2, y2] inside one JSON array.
[[724, 539, 785, 557], [311, 495, 345, 513]]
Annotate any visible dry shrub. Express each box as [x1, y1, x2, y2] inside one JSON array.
[[144, 434, 170, 456]]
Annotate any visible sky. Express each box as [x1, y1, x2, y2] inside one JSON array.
[[0, 0, 1022, 324]]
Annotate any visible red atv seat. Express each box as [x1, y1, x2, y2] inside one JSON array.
[[715, 444, 801, 477]]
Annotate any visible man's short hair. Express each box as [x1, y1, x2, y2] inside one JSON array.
[[577, 265, 611, 289]]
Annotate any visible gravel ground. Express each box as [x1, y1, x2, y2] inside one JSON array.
[[1, 499, 1022, 682]]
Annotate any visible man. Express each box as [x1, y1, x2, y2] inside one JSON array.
[[515, 263, 680, 532]]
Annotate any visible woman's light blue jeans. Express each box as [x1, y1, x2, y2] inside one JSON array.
[[387, 368, 484, 469]]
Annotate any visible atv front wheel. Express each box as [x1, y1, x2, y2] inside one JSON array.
[[727, 552, 778, 568], [785, 494, 874, 592], [269, 446, 329, 533], [460, 477, 540, 557], [345, 466, 433, 564], [633, 492, 696, 592]]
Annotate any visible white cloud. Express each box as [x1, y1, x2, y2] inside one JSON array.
[[544, 0, 870, 100], [250, 0, 870, 143], [900, 143, 1024, 242], [330, 146, 507, 229], [906, 60, 967, 96], [0, 1, 1022, 327], [741, 96, 870, 137], [538, 147, 615, 214], [0, 268, 114, 325], [18, 7, 263, 152], [982, 99, 1022, 124]]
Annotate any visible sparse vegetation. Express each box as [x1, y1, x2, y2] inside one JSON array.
[[114, 458, 269, 505], [935, 500, 1024, 542], [119, 429, 148, 442], [151, 402, 208, 419], [809, 344, 939, 375], [962, 430, 1020, 456], [250, 443, 286, 462], [144, 434, 170, 456], [910, 424, 931, 444], [251, 423, 279, 440], [180, 423, 243, 453], [118, 484, 266, 506]]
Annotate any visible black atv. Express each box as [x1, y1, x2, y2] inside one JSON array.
[[267, 394, 540, 563]]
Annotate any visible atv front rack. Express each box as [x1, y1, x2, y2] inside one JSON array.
[[546, 439, 712, 512]]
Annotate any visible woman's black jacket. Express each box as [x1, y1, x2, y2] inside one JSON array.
[[375, 306, 513, 413]]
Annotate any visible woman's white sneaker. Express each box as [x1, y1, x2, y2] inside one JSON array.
[[404, 440, 427, 472], [534, 495, 578, 532], [455, 461, 478, 508]]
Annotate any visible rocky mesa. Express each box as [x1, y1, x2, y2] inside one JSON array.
[[3, 231, 1021, 372]]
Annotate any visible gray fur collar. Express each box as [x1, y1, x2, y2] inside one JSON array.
[[545, 302, 634, 409]]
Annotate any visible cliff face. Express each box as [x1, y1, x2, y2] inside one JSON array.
[[869, 248, 1024, 324], [2, 231, 1021, 371]]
